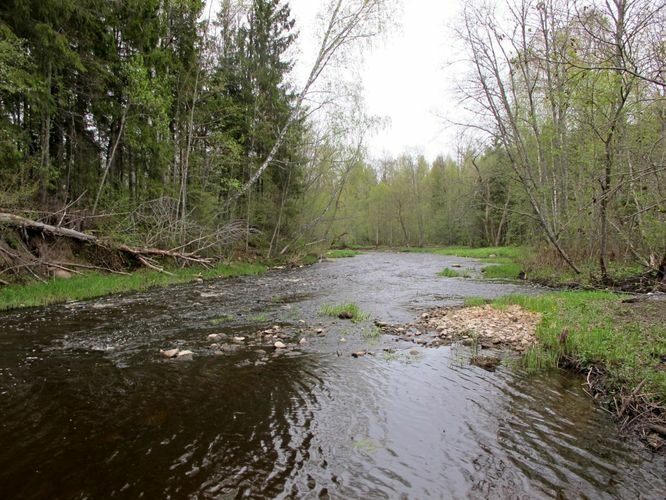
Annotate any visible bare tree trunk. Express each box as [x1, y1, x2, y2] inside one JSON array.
[[93, 104, 128, 216], [225, 0, 390, 208]]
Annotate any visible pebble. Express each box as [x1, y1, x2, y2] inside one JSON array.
[[299, 338, 307, 345], [233, 336, 245, 342], [274, 341, 286, 349], [161, 348, 179, 359], [207, 333, 221, 341]]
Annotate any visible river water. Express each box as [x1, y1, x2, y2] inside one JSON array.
[[0, 252, 663, 498]]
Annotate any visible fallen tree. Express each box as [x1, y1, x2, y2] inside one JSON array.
[[0, 211, 254, 282]]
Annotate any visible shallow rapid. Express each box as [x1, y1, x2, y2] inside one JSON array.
[[0, 252, 663, 498]]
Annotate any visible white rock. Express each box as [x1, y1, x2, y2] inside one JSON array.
[[161, 348, 180, 358], [299, 338, 307, 345], [233, 336, 246, 342], [274, 341, 286, 349], [207, 333, 221, 341], [177, 350, 194, 359]]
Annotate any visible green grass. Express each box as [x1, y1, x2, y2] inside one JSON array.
[[319, 302, 370, 323], [0, 262, 267, 311], [481, 262, 522, 279], [463, 297, 490, 307], [326, 249, 361, 258], [402, 245, 525, 260], [209, 314, 234, 325], [249, 312, 269, 322], [438, 267, 470, 278], [485, 291, 666, 403], [404, 246, 527, 281]]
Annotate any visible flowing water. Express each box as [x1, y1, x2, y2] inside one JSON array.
[[0, 252, 663, 499]]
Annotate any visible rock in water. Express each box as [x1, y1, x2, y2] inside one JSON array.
[[207, 333, 221, 341], [161, 348, 180, 359], [274, 341, 286, 349], [177, 350, 194, 360], [233, 336, 245, 342]]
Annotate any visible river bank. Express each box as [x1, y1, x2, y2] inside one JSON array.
[[0, 261, 267, 311], [380, 290, 666, 452]]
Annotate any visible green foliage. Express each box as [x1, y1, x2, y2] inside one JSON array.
[[481, 262, 522, 280], [319, 302, 370, 323], [0, 262, 267, 311], [438, 267, 470, 278], [326, 249, 361, 258], [488, 292, 666, 401]]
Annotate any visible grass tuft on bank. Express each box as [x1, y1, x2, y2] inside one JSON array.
[[326, 249, 361, 258], [320, 302, 369, 323], [406, 246, 527, 280], [0, 262, 267, 311], [438, 267, 470, 278], [487, 291, 666, 403]]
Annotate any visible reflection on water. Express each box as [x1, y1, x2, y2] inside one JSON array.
[[0, 253, 663, 498]]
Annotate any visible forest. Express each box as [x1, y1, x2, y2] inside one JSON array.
[[0, 0, 664, 285]]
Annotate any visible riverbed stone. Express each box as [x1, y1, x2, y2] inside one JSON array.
[[176, 350, 193, 359], [207, 333, 221, 341], [274, 341, 286, 349], [161, 348, 179, 358]]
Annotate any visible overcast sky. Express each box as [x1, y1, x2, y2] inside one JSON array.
[[289, 0, 464, 161]]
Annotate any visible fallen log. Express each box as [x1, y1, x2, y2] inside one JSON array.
[[0, 212, 96, 242], [0, 211, 213, 269]]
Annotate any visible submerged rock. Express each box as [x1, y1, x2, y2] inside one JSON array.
[[160, 348, 180, 359], [470, 355, 501, 371], [177, 350, 194, 360]]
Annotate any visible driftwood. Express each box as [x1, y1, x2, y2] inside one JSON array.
[[0, 212, 213, 274]]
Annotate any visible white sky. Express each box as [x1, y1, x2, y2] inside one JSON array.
[[289, 0, 464, 161]]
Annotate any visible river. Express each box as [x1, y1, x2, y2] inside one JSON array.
[[0, 252, 663, 498]]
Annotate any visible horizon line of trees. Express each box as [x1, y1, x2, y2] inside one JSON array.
[[1, 0, 664, 282]]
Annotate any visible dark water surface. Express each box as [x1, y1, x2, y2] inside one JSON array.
[[0, 252, 663, 499]]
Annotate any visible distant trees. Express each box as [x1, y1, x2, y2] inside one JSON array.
[[453, 0, 666, 277], [0, 0, 392, 257]]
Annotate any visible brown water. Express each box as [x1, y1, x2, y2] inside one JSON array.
[[0, 252, 663, 499]]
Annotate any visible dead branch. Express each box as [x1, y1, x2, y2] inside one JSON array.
[[0, 211, 213, 272]]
